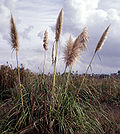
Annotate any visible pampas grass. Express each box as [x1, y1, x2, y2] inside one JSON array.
[[1, 10, 114, 134], [77, 25, 110, 96], [43, 30, 48, 75], [10, 14, 24, 113], [64, 27, 88, 90], [64, 35, 73, 71], [95, 25, 110, 53], [10, 15, 19, 51], [43, 30, 48, 51], [55, 8, 63, 42], [52, 44, 55, 65], [52, 8, 63, 110], [64, 27, 88, 69]]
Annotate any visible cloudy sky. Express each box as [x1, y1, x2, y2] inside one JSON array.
[[0, 0, 120, 74]]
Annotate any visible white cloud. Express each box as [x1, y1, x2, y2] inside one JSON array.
[[0, 0, 19, 40], [62, 0, 120, 74], [64, 0, 100, 31], [0, 4, 10, 36], [63, 0, 120, 37], [20, 25, 34, 40], [0, 0, 120, 74], [4, 0, 18, 10]]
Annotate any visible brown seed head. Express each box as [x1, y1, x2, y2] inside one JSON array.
[[73, 27, 88, 51], [43, 30, 48, 51], [95, 25, 110, 53], [55, 8, 63, 42], [64, 35, 73, 66], [10, 14, 19, 51], [52, 44, 55, 64], [64, 27, 89, 67]]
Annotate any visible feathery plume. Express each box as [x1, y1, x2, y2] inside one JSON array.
[[10, 14, 19, 51], [55, 8, 63, 42], [64, 27, 89, 67], [95, 25, 110, 53], [64, 35, 73, 67], [73, 27, 88, 51], [43, 30, 48, 51]]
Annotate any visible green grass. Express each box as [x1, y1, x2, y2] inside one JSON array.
[[0, 65, 120, 134]]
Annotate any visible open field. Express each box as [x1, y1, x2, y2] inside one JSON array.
[[0, 64, 120, 134]]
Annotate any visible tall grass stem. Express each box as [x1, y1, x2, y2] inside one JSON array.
[[52, 41, 59, 110], [43, 50, 46, 76], [16, 50, 24, 113], [76, 52, 96, 96], [65, 65, 72, 93]]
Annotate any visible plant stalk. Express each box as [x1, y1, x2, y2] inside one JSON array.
[[43, 50, 46, 77], [16, 50, 24, 113], [76, 52, 96, 96], [51, 41, 59, 110], [64, 65, 67, 74], [65, 65, 72, 93]]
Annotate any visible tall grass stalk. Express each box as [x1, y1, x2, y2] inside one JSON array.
[[65, 65, 72, 92], [76, 25, 110, 96], [10, 14, 24, 113], [16, 50, 24, 113], [43, 50, 46, 76], [51, 9, 63, 110]]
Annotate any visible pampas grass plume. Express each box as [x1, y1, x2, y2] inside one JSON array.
[[43, 30, 48, 51], [95, 25, 110, 53], [52, 44, 55, 64], [55, 8, 63, 42], [10, 14, 19, 51], [64, 27, 88, 68]]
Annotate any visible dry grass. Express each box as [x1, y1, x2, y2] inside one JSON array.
[[64, 27, 88, 68], [52, 8, 63, 110], [1, 8, 119, 134], [43, 29, 48, 51], [52, 44, 55, 64], [10, 14, 24, 113], [73, 27, 88, 51], [43, 30, 48, 75], [64, 35, 73, 68], [55, 8, 63, 42], [0, 66, 120, 134], [77, 25, 110, 96], [10, 14, 19, 51], [95, 25, 110, 53]]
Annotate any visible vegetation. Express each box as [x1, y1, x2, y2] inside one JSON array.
[[0, 64, 120, 134], [0, 9, 120, 134]]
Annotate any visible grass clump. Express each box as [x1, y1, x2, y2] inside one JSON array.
[[0, 65, 120, 133]]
